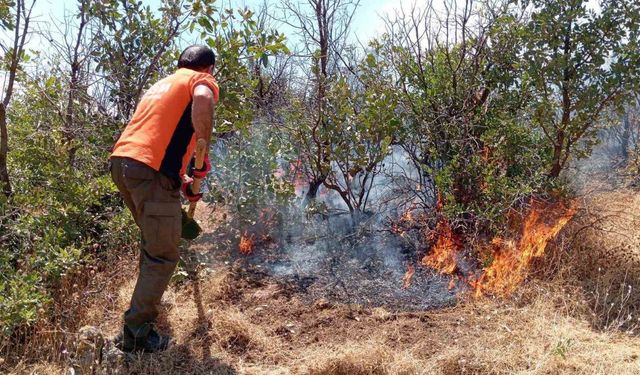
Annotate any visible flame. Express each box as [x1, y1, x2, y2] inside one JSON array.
[[422, 218, 461, 275], [473, 200, 576, 297], [402, 207, 414, 222], [402, 265, 416, 289], [419, 198, 576, 298], [391, 203, 419, 237], [237, 207, 278, 256], [239, 233, 255, 255]]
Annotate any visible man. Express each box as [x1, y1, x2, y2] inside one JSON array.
[[109, 45, 219, 353]]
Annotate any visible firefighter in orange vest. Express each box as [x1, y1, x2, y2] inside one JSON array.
[[109, 45, 219, 353]]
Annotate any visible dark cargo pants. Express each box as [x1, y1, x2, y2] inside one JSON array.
[[109, 156, 182, 337]]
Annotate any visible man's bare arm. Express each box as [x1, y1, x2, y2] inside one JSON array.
[[191, 84, 215, 148]]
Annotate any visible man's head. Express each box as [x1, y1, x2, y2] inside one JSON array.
[[178, 45, 216, 74]]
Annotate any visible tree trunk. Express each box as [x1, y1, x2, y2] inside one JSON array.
[[549, 139, 564, 179], [308, 0, 330, 193], [0, 104, 12, 197], [305, 177, 324, 201], [621, 111, 631, 164], [0, 0, 34, 197], [549, 32, 573, 180], [65, 62, 80, 166]]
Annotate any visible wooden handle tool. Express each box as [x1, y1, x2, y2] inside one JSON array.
[[187, 138, 207, 219]]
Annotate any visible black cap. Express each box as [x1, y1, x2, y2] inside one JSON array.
[[178, 45, 216, 70]]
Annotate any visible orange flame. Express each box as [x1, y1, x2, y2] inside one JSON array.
[[402, 206, 414, 222], [403, 265, 416, 289], [420, 199, 576, 298], [472, 200, 576, 297], [448, 277, 457, 291], [239, 233, 255, 255], [422, 218, 461, 275]]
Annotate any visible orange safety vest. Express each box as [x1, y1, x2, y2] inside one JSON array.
[[111, 68, 219, 179]]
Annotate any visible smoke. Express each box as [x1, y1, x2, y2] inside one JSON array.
[[194, 138, 456, 310], [199, 205, 457, 309], [568, 107, 640, 193]]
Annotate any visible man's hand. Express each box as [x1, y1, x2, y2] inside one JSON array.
[[181, 176, 203, 203], [192, 153, 211, 179]]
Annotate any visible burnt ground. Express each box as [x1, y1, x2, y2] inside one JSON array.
[[188, 204, 457, 311]]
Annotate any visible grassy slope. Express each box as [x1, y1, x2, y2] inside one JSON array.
[[7, 191, 640, 374]]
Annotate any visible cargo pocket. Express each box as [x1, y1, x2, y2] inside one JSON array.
[[141, 201, 181, 261]]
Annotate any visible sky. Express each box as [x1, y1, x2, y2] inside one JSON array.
[[21, 0, 604, 48], [1, 0, 411, 94], [8, 0, 604, 72], [29, 0, 407, 46]]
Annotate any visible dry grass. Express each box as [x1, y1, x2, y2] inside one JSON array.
[[298, 340, 420, 375], [5, 270, 640, 374], [541, 189, 640, 332], [4, 196, 640, 374]]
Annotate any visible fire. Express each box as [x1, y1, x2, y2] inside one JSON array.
[[239, 233, 255, 255], [402, 265, 416, 289], [422, 218, 461, 275], [418, 198, 576, 298], [402, 206, 414, 222], [473, 200, 576, 297], [448, 277, 457, 291]]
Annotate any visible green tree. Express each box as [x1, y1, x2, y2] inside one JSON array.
[[379, 1, 544, 233], [281, 0, 360, 201], [1, 67, 136, 337], [88, 0, 190, 123], [522, 0, 640, 178], [191, 3, 292, 235], [193, 2, 289, 135], [41, 0, 98, 167], [0, 0, 36, 197], [320, 47, 398, 215]]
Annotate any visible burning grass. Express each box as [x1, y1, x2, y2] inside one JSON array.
[[239, 233, 256, 255], [237, 207, 280, 256], [418, 198, 577, 297], [472, 200, 577, 297], [422, 218, 461, 275]]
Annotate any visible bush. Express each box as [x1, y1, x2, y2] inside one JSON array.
[[0, 73, 136, 338]]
